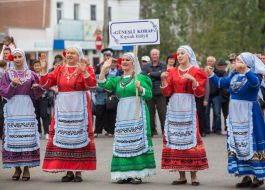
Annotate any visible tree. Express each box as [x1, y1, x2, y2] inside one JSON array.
[[140, 0, 265, 64]]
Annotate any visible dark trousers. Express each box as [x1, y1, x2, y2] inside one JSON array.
[[195, 96, 207, 135], [94, 105, 106, 134], [95, 104, 117, 134], [33, 98, 51, 134], [105, 109, 117, 134], [146, 95, 166, 135], [221, 100, 229, 131], [206, 95, 221, 133]]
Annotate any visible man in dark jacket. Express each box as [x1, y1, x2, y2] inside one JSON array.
[[217, 59, 230, 132], [94, 48, 122, 137], [205, 56, 222, 135], [142, 48, 167, 136]]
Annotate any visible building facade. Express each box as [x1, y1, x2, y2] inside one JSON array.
[[0, 0, 140, 68]]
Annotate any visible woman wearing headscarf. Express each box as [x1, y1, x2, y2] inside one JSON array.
[[40, 45, 97, 182], [0, 48, 43, 181], [206, 52, 265, 188], [98, 52, 156, 184], [160, 45, 209, 186]]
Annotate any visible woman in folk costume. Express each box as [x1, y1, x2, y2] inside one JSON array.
[[98, 52, 156, 184], [206, 52, 265, 188], [40, 45, 97, 182], [0, 48, 43, 181], [160, 45, 209, 186]]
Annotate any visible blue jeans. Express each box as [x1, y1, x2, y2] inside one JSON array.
[[205, 95, 221, 133]]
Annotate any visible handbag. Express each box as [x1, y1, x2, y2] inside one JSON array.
[[106, 95, 119, 111]]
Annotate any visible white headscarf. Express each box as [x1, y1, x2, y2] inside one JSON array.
[[11, 48, 29, 70], [239, 52, 265, 75], [123, 52, 142, 74], [178, 45, 199, 67], [66, 45, 85, 62]]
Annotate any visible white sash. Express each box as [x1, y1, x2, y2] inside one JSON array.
[[164, 93, 197, 150], [113, 97, 148, 157], [4, 95, 39, 152], [227, 99, 253, 160], [54, 91, 90, 149]]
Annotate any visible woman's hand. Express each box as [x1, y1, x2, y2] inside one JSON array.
[[135, 80, 143, 92], [182, 73, 198, 88], [182, 73, 195, 81], [205, 66, 214, 76], [50, 86, 58, 94], [236, 62, 248, 73], [161, 71, 169, 81], [79, 58, 88, 73], [11, 78, 21, 86], [79, 58, 90, 78], [102, 58, 112, 74], [160, 72, 169, 88], [99, 58, 112, 81]]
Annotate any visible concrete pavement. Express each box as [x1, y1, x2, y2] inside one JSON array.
[[0, 134, 245, 190]]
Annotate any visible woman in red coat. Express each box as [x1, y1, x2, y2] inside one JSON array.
[[160, 45, 209, 186], [40, 45, 97, 182]]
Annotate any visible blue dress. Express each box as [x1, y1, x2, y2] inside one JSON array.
[[210, 70, 265, 180]]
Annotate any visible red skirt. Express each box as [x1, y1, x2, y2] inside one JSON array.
[[42, 93, 96, 172], [161, 122, 209, 171]]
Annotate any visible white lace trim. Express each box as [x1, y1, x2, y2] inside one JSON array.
[[98, 78, 106, 83], [111, 168, 156, 181]]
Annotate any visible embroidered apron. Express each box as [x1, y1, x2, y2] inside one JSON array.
[[54, 91, 90, 149], [4, 95, 39, 152], [227, 99, 253, 160], [113, 96, 148, 157], [164, 93, 197, 150]]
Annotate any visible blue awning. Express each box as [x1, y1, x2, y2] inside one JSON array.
[[122, 46, 134, 51], [53, 40, 65, 50]]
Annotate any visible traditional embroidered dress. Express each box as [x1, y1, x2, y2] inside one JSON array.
[[40, 65, 97, 172], [98, 74, 156, 180], [0, 68, 43, 168], [161, 66, 209, 171], [210, 70, 265, 180]]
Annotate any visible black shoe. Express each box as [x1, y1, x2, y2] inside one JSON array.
[[117, 178, 132, 184], [250, 177, 264, 188], [201, 133, 206, 137], [61, 175, 75, 182], [172, 179, 187, 185], [191, 181, 200, 186], [12, 168, 22, 181], [236, 176, 252, 188], [73, 175, 83, 182], [215, 131, 222, 135], [130, 178, 142, 184]]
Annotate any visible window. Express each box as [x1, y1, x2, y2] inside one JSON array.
[[74, 3, 80, 20], [91, 5, 96, 21], [57, 2, 63, 24], [108, 6, 111, 21]]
